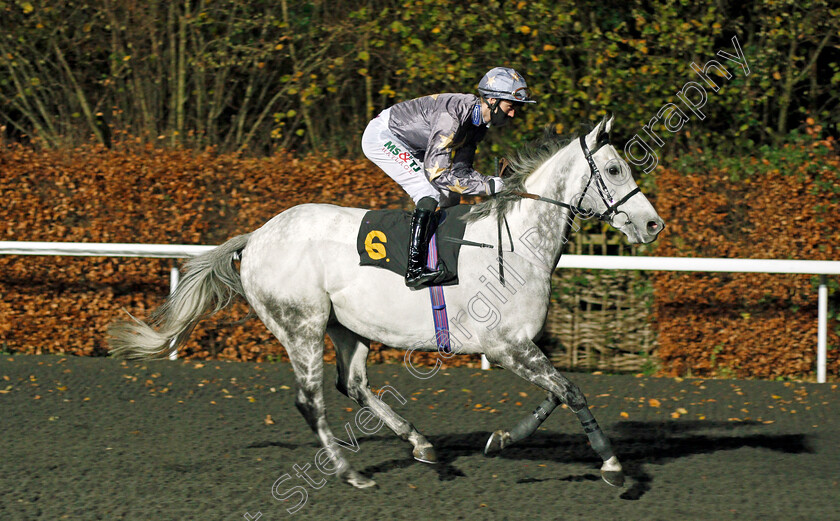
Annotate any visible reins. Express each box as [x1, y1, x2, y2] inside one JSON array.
[[509, 136, 641, 225], [484, 133, 644, 284], [445, 132, 645, 285], [511, 187, 641, 223]]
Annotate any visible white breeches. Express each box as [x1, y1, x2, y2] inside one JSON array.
[[361, 108, 441, 204]]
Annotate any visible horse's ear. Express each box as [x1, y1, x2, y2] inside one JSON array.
[[602, 114, 614, 136], [586, 114, 614, 149], [596, 114, 613, 142]]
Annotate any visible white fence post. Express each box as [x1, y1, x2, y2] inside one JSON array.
[[169, 265, 180, 360], [818, 275, 828, 384]]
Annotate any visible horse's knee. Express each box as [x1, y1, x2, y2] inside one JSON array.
[[562, 381, 588, 411], [337, 373, 368, 404]]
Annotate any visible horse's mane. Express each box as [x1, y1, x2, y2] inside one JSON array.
[[463, 126, 586, 223]]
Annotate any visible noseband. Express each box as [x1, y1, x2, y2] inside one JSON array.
[[513, 135, 641, 227]]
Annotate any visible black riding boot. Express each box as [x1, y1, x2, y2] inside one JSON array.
[[405, 197, 444, 288]]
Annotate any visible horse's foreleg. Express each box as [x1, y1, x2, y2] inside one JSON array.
[[485, 341, 624, 487], [329, 325, 437, 464]]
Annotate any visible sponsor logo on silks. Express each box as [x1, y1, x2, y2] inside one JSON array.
[[383, 141, 422, 172], [364, 230, 388, 261], [383, 141, 400, 155], [472, 103, 483, 126]]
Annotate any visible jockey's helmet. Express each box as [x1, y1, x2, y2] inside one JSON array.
[[477, 67, 536, 104]]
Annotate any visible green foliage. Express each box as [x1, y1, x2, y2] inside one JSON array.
[[676, 127, 838, 186], [0, 0, 838, 164]]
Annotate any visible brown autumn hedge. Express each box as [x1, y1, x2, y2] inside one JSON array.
[[0, 144, 417, 364], [651, 134, 840, 379], [1, 138, 838, 378]]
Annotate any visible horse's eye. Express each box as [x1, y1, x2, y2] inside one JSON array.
[[608, 165, 620, 176]]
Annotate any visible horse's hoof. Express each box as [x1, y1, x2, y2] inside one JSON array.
[[484, 430, 511, 457], [601, 470, 625, 488], [600, 456, 625, 488], [342, 469, 377, 489], [413, 445, 438, 464]]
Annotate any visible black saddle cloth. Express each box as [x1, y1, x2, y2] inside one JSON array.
[[356, 205, 470, 287]]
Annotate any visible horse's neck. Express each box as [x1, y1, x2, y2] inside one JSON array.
[[487, 146, 583, 271]]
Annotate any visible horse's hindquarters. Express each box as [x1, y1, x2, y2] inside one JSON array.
[[240, 204, 363, 307]]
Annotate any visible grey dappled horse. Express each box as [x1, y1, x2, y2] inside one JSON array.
[[109, 116, 664, 489]]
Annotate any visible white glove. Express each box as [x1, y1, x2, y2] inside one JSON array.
[[487, 176, 505, 195]]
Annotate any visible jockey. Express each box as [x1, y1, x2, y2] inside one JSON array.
[[362, 66, 536, 287]]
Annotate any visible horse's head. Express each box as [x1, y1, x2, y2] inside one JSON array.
[[572, 116, 665, 244]]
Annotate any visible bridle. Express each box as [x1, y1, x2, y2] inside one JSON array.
[[447, 132, 645, 286], [513, 134, 641, 227]]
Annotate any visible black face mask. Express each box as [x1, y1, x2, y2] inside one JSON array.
[[490, 105, 509, 127], [486, 98, 509, 127]]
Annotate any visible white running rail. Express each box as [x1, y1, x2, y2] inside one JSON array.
[[1, 241, 836, 382]]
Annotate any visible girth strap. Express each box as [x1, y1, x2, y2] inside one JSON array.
[[426, 233, 451, 353]]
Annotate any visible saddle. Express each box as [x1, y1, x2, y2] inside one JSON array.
[[356, 205, 470, 287]]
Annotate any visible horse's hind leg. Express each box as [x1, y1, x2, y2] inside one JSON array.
[[329, 324, 437, 464], [485, 340, 624, 487], [253, 299, 376, 489], [484, 393, 561, 456]]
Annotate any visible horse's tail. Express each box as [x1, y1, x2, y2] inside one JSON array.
[[107, 233, 252, 360]]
